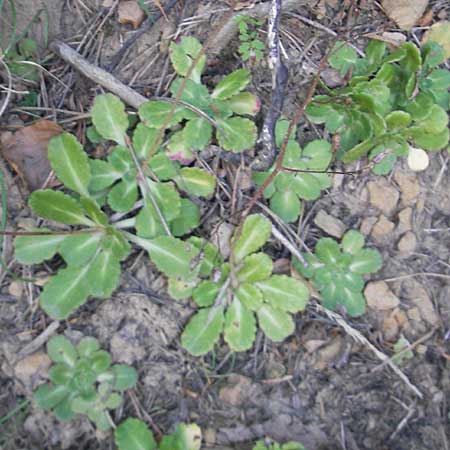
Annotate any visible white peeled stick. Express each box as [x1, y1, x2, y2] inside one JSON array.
[[407, 146, 429, 172]]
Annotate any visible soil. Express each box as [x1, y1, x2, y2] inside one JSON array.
[[1, 1, 450, 450]]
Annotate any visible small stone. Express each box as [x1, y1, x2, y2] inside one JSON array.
[[313, 210, 346, 238], [397, 207, 413, 233], [382, 315, 399, 341], [416, 344, 427, 355], [314, 337, 343, 370], [367, 179, 399, 216], [118, 1, 145, 29], [210, 221, 233, 259], [8, 281, 23, 299], [394, 170, 420, 205], [219, 374, 252, 407], [397, 231, 417, 254], [407, 307, 421, 321], [371, 215, 395, 242], [360, 216, 378, 236], [405, 282, 439, 326], [203, 428, 216, 445], [14, 352, 51, 390], [365, 281, 400, 310]]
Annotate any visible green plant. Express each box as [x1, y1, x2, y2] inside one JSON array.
[[253, 119, 332, 223], [293, 230, 382, 316], [33, 335, 137, 430], [307, 39, 450, 173], [139, 36, 260, 163], [4, 36, 39, 80], [180, 214, 310, 355], [13, 92, 217, 319], [253, 440, 306, 450], [115, 418, 201, 450], [234, 14, 265, 61]]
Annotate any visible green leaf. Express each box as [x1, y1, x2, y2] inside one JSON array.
[[349, 249, 382, 274], [224, 92, 260, 116], [183, 118, 213, 150], [421, 41, 445, 68], [275, 119, 297, 146], [135, 202, 166, 239], [104, 227, 131, 260], [90, 350, 111, 373], [329, 41, 358, 75], [139, 101, 185, 129], [29, 190, 92, 225], [53, 399, 76, 421], [409, 127, 449, 151], [148, 153, 178, 180], [112, 364, 137, 391], [235, 284, 263, 311], [115, 418, 157, 450], [232, 214, 272, 262], [86, 125, 103, 144], [365, 40, 386, 65], [193, 281, 220, 307], [212, 69, 251, 100], [109, 145, 134, 173], [47, 335, 78, 366], [174, 167, 216, 197], [77, 337, 100, 358], [340, 286, 366, 317], [385, 111, 411, 130], [89, 159, 122, 192], [171, 198, 200, 237], [256, 275, 309, 313], [170, 78, 211, 110], [405, 93, 434, 120], [49, 363, 73, 385], [147, 180, 181, 221], [301, 139, 332, 170], [424, 21, 450, 59], [216, 117, 257, 152], [92, 94, 129, 146], [40, 264, 92, 320], [269, 190, 301, 223], [88, 250, 121, 298], [169, 36, 206, 84], [415, 104, 448, 134], [168, 277, 198, 300], [59, 233, 102, 266], [306, 98, 332, 125], [188, 237, 222, 276], [237, 252, 273, 283], [341, 139, 375, 163], [342, 230, 365, 255], [257, 304, 294, 342], [80, 197, 109, 226], [48, 133, 91, 196], [144, 236, 199, 280], [224, 298, 256, 351], [108, 178, 138, 212], [315, 238, 340, 264], [181, 306, 224, 356], [133, 124, 160, 160], [34, 384, 70, 410], [14, 230, 66, 264], [291, 174, 322, 201]]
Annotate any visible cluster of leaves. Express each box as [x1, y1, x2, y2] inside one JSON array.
[[253, 120, 332, 223], [180, 214, 310, 355], [139, 36, 260, 163], [293, 230, 382, 317], [14, 93, 216, 320], [115, 418, 201, 450], [34, 335, 137, 430], [234, 14, 265, 61], [4, 36, 39, 81], [307, 39, 450, 173]]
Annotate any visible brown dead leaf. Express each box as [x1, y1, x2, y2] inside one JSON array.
[[417, 8, 433, 27], [364, 31, 407, 48], [225, 0, 256, 10], [0, 120, 63, 191], [382, 0, 429, 30], [118, 1, 146, 29]]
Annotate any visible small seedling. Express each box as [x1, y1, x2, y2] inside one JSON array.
[[253, 440, 306, 450], [253, 119, 332, 223], [33, 335, 137, 430], [139, 36, 260, 163], [115, 418, 201, 450], [293, 230, 382, 316], [307, 39, 450, 173], [181, 214, 310, 355], [234, 14, 265, 61], [392, 336, 414, 365]]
